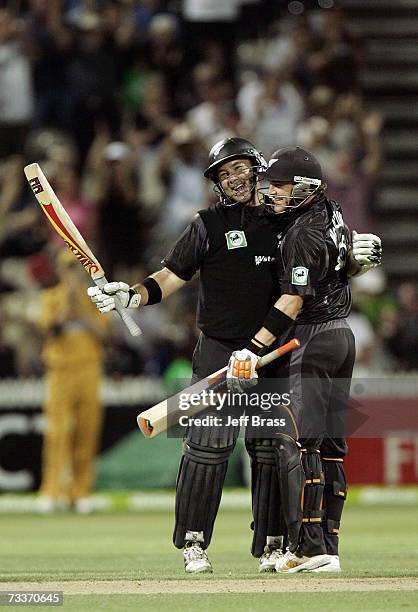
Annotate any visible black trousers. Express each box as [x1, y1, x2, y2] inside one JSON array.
[[284, 319, 355, 556]]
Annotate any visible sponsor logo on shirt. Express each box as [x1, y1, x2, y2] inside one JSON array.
[[292, 266, 309, 286], [225, 230, 247, 250], [255, 255, 275, 265]]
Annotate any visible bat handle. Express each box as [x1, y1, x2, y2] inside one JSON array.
[[256, 338, 301, 368], [94, 276, 142, 337]]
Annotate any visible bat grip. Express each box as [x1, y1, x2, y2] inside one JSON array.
[[257, 338, 300, 368], [94, 277, 142, 337], [209, 338, 300, 395]]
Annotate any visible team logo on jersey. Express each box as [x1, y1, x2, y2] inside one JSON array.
[[225, 230, 247, 250], [292, 266, 309, 285]]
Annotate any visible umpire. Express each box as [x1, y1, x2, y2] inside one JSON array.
[[227, 146, 382, 573]]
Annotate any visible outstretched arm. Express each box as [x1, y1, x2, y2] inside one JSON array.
[[88, 267, 186, 314]]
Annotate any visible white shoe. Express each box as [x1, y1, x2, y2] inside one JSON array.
[[74, 497, 95, 514], [259, 546, 284, 573], [36, 497, 70, 514], [183, 543, 213, 574], [36, 496, 56, 514], [276, 549, 332, 573], [309, 554, 341, 572]]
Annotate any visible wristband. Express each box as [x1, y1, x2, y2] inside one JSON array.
[[128, 288, 141, 308], [246, 337, 269, 357], [262, 307, 293, 338], [142, 277, 163, 305]]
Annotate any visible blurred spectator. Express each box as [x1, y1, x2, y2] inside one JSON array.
[[237, 67, 304, 156], [308, 8, 362, 93], [144, 13, 184, 105], [156, 123, 207, 238], [0, 8, 34, 158], [25, 0, 72, 129], [296, 115, 334, 175], [65, 11, 122, 162], [186, 62, 234, 142], [0, 156, 38, 258], [37, 249, 109, 513], [326, 96, 383, 231], [85, 133, 149, 277], [262, 17, 321, 93], [45, 150, 96, 245], [181, 0, 240, 81], [383, 284, 418, 371]]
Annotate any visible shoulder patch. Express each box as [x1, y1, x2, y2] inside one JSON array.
[[292, 266, 309, 286]]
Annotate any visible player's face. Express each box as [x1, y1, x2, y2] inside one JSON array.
[[268, 181, 293, 213], [218, 159, 254, 205]]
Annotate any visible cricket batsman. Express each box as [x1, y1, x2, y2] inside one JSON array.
[[227, 146, 382, 572]]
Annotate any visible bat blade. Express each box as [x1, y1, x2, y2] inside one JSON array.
[[24, 162, 142, 336], [137, 338, 300, 438]]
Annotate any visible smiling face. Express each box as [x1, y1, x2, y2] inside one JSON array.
[[267, 181, 294, 213], [217, 158, 255, 205]]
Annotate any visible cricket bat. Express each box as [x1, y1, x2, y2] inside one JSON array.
[[137, 337, 300, 438], [24, 162, 142, 337]]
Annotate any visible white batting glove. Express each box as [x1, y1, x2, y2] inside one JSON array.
[[227, 349, 259, 393], [87, 282, 141, 314], [351, 230, 382, 275]]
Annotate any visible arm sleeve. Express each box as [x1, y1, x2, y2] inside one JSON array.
[[162, 214, 208, 281], [279, 226, 327, 297]]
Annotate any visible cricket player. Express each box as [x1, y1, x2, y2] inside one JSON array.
[[39, 249, 109, 512], [227, 146, 382, 573], [88, 139, 381, 573], [89, 138, 286, 572]]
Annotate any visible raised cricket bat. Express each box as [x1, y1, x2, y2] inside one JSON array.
[[138, 338, 300, 438], [24, 163, 142, 336]]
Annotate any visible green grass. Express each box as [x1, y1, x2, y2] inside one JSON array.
[[0, 503, 417, 611], [0, 505, 417, 582], [54, 592, 418, 612]]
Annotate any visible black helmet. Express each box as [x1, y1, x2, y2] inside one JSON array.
[[259, 146, 322, 183], [257, 146, 324, 215], [204, 137, 266, 182]]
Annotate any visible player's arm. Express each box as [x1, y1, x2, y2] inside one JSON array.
[[88, 214, 207, 313], [227, 226, 321, 392], [250, 294, 303, 347], [226, 295, 302, 392]]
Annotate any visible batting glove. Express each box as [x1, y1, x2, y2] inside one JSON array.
[[351, 230, 382, 275], [87, 282, 141, 314], [227, 349, 259, 393]]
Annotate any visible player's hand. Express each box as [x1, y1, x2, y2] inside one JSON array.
[[351, 230, 382, 275], [87, 282, 141, 313], [227, 349, 259, 393]]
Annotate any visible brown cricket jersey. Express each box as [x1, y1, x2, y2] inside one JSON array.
[[275, 195, 352, 324]]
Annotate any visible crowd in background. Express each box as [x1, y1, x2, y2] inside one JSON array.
[[0, 0, 417, 380]]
